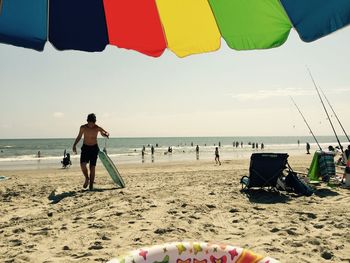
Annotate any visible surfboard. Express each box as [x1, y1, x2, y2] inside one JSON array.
[[98, 151, 125, 188]]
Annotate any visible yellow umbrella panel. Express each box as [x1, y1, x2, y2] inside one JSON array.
[[156, 0, 221, 58]]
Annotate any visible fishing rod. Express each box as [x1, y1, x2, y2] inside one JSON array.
[[319, 87, 350, 143], [290, 96, 322, 151], [306, 67, 344, 153]]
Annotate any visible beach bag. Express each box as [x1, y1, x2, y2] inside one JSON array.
[[285, 171, 314, 196]]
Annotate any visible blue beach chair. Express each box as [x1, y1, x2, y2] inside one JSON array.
[[241, 153, 289, 191]]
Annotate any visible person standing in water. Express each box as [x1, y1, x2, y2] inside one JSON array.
[[215, 147, 221, 165], [73, 113, 109, 190], [196, 145, 199, 160], [306, 142, 311, 154]]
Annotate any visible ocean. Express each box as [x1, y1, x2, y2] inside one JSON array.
[[0, 136, 348, 170]]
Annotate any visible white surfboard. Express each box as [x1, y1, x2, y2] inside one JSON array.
[[98, 151, 125, 188]]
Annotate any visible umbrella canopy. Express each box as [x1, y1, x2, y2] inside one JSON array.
[[0, 0, 349, 57]]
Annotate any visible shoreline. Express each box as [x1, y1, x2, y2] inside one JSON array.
[[0, 149, 314, 171]]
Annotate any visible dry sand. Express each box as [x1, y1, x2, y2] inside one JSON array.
[[0, 155, 349, 263]]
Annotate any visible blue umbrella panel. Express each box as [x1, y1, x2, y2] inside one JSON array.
[[280, 0, 350, 42], [0, 0, 47, 51]]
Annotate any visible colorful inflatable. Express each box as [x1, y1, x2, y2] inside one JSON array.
[[108, 242, 279, 263]]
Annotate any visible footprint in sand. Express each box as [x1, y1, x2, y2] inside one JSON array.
[[189, 215, 200, 220], [167, 209, 178, 215], [101, 235, 111, 241], [114, 212, 123, 216], [286, 228, 299, 236], [72, 252, 93, 259], [88, 241, 103, 250], [229, 208, 239, 213], [270, 227, 280, 233], [290, 242, 303, 247], [88, 223, 105, 229], [313, 224, 324, 229], [12, 228, 25, 234], [9, 239, 22, 246], [154, 228, 174, 235], [308, 239, 321, 246]]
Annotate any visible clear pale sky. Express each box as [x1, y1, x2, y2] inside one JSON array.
[[0, 29, 349, 139]]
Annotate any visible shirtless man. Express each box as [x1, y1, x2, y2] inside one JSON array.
[[73, 113, 109, 190]]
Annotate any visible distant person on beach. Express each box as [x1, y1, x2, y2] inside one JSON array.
[[328, 145, 335, 152], [196, 145, 199, 154], [73, 113, 109, 190], [298, 139, 300, 146], [151, 145, 154, 155], [141, 148, 145, 163], [215, 147, 221, 165], [306, 142, 311, 154], [334, 146, 345, 165], [345, 145, 350, 160], [37, 151, 41, 158], [261, 143, 264, 150]]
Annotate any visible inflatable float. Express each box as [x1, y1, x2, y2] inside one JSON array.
[[108, 242, 279, 263]]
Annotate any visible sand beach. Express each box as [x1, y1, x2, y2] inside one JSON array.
[[0, 154, 349, 263]]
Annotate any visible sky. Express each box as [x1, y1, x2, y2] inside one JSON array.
[[0, 28, 349, 139]]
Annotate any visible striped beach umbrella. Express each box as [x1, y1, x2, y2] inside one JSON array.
[[0, 0, 349, 57]]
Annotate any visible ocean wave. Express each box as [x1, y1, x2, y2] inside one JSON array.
[[0, 155, 63, 162], [0, 145, 14, 149]]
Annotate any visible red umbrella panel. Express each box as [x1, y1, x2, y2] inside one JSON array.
[[103, 0, 167, 57]]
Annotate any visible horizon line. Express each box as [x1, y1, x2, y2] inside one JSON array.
[[0, 135, 347, 140]]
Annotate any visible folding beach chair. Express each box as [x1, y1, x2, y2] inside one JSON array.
[[241, 153, 289, 191]]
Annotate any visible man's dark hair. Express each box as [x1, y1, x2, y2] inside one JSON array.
[[87, 113, 96, 123]]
